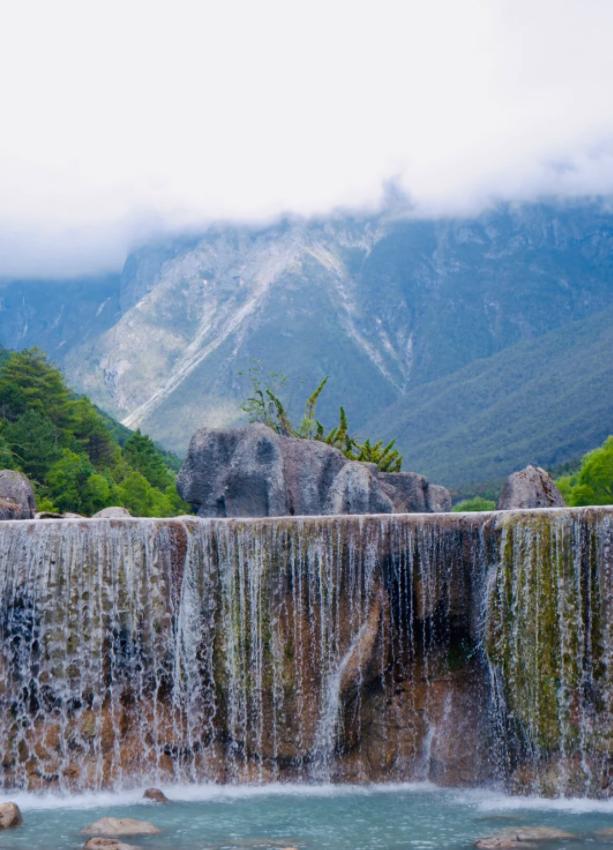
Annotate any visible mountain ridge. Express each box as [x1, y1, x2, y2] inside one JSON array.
[[0, 199, 612, 490]]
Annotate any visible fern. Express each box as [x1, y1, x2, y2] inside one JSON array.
[[241, 368, 404, 472]]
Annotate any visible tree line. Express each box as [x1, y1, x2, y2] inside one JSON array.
[[0, 348, 188, 516]]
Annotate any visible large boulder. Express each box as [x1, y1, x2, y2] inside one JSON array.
[[497, 465, 565, 510], [178, 424, 451, 517], [0, 470, 36, 519]]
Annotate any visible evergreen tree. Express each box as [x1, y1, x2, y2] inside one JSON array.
[[0, 348, 189, 517]]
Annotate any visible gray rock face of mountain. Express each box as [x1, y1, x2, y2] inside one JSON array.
[[177, 424, 450, 517], [497, 465, 565, 510], [0, 470, 36, 519], [1, 200, 613, 489]]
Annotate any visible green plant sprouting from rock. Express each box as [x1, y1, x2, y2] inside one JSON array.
[[241, 368, 403, 472]]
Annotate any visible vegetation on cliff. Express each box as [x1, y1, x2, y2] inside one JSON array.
[[557, 435, 613, 506], [242, 369, 403, 472], [0, 348, 188, 516]]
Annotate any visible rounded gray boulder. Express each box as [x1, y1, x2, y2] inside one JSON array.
[[0, 470, 36, 519], [497, 465, 565, 510]]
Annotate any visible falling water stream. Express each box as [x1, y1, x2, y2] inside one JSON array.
[[0, 508, 610, 799]]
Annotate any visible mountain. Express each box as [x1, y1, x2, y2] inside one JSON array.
[[0, 199, 612, 491], [366, 307, 613, 495]]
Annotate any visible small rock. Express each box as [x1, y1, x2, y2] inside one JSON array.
[[596, 829, 613, 841], [475, 826, 575, 849], [92, 507, 132, 519], [0, 802, 22, 829], [143, 787, 169, 803], [84, 839, 138, 850], [81, 817, 160, 837]]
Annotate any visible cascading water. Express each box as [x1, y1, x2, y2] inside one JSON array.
[[0, 508, 609, 796]]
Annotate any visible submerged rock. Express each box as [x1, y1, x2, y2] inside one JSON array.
[[92, 507, 132, 519], [81, 817, 160, 836], [0, 470, 36, 519], [178, 424, 450, 517], [497, 465, 564, 510], [0, 802, 22, 829], [475, 826, 575, 848], [84, 839, 138, 850], [143, 787, 169, 803]]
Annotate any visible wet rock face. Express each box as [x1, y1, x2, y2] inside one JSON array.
[[0, 470, 35, 519], [0, 509, 609, 796], [178, 424, 450, 517], [497, 465, 564, 510]]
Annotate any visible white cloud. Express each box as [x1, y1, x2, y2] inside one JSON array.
[[1, 0, 613, 276]]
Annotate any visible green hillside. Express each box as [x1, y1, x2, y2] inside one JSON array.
[[0, 348, 189, 516], [557, 435, 613, 506], [366, 307, 613, 496]]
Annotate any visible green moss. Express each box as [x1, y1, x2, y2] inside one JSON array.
[[485, 512, 606, 756]]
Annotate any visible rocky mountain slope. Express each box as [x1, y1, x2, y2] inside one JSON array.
[[1, 199, 612, 491]]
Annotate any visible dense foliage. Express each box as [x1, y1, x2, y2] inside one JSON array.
[[0, 348, 188, 516], [557, 436, 613, 506], [242, 370, 403, 472], [452, 497, 496, 512]]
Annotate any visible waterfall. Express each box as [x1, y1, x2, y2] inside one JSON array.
[[0, 509, 609, 796], [485, 508, 612, 797]]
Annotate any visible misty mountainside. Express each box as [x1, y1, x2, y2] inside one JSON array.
[[366, 306, 613, 494], [1, 199, 612, 492]]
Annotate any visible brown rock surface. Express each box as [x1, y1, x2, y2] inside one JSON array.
[[475, 827, 575, 849], [143, 787, 169, 803], [0, 802, 22, 828], [81, 817, 160, 836], [84, 839, 138, 850]]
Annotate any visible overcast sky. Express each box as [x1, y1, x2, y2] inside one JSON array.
[[1, 0, 613, 277]]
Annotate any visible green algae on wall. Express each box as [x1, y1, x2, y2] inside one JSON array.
[[485, 508, 612, 795]]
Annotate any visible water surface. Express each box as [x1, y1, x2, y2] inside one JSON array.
[[1, 784, 612, 850]]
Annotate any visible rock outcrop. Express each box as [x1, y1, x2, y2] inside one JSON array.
[[92, 507, 132, 519], [497, 465, 565, 510], [177, 424, 450, 517], [0, 470, 35, 520]]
